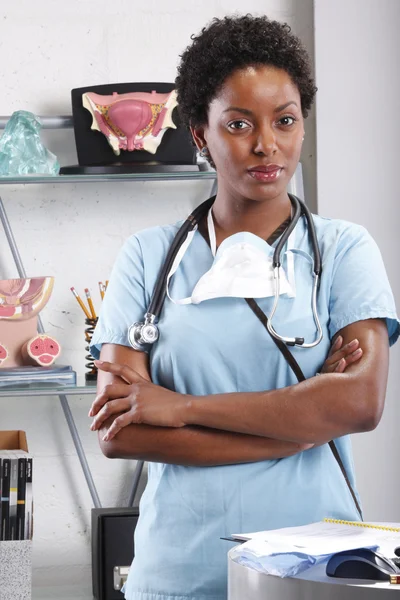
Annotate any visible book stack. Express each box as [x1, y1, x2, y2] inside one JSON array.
[[0, 431, 32, 600], [0, 450, 33, 540], [0, 364, 76, 388]]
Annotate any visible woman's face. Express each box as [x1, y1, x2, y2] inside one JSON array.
[[193, 65, 305, 203]]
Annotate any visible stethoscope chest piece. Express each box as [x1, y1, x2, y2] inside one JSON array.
[[128, 313, 159, 351]]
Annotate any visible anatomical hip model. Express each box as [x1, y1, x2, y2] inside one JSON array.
[[82, 89, 178, 155], [0, 277, 61, 367]]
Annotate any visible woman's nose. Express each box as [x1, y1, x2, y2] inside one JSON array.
[[253, 126, 277, 155]]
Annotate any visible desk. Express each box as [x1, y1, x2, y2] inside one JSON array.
[[228, 548, 400, 599]]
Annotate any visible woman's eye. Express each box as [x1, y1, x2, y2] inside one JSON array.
[[278, 116, 296, 127], [228, 120, 250, 130]]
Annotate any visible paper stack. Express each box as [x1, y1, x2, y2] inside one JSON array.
[[229, 520, 400, 578]]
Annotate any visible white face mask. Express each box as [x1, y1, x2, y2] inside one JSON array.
[[167, 208, 296, 305]]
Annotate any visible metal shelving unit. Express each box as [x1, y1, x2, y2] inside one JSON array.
[[0, 171, 217, 185], [0, 114, 217, 509], [0, 383, 95, 397]]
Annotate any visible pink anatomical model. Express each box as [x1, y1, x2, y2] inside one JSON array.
[[82, 89, 178, 155], [21, 335, 61, 366], [0, 277, 61, 368]]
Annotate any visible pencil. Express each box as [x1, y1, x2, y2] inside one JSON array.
[[105, 280, 109, 290], [70, 287, 91, 319], [99, 281, 105, 301], [84, 288, 97, 320]]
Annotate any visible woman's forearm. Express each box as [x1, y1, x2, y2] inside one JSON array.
[[99, 420, 312, 466], [183, 321, 389, 444], [93, 321, 388, 453], [184, 374, 365, 444]]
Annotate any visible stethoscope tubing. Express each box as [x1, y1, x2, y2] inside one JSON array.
[[300, 198, 322, 275], [268, 194, 322, 347], [273, 194, 302, 268], [148, 196, 215, 316], [135, 193, 323, 350]]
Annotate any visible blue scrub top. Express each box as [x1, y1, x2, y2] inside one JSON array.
[[91, 212, 399, 600]]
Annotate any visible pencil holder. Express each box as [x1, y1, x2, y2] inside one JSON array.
[[84, 318, 98, 382]]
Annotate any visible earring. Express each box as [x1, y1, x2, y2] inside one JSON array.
[[199, 146, 209, 158]]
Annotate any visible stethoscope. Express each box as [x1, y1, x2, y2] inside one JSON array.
[[128, 193, 323, 351]]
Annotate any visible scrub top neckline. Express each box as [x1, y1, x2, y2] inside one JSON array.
[[204, 207, 294, 256]]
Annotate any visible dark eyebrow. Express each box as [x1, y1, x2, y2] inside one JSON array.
[[223, 101, 299, 116], [222, 107, 253, 116], [274, 101, 298, 113]]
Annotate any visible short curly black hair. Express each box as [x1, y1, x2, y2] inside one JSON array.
[[175, 14, 317, 127]]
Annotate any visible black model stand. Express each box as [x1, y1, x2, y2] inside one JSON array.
[[92, 507, 140, 600], [61, 163, 200, 175], [60, 82, 197, 175]]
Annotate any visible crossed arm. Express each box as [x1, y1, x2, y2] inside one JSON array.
[[89, 319, 389, 466]]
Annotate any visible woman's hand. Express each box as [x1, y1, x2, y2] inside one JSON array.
[[89, 360, 189, 441], [320, 335, 363, 374]]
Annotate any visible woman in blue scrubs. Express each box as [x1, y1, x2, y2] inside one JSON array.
[[89, 15, 399, 600]]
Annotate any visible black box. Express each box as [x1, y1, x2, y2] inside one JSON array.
[[92, 507, 139, 600]]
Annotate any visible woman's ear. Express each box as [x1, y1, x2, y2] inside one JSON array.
[[190, 126, 207, 152]]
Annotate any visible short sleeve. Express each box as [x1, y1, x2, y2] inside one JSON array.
[[90, 235, 148, 358], [328, 224, 400, 346]]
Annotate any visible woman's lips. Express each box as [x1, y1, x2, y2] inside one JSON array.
[[248, 166, 283, 182]]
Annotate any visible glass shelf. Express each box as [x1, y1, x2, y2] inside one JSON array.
[[0, 170, 216, 185], [0, 379, 97, 397]]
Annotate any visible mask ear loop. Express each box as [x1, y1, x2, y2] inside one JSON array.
[[165, 228, 198, 305]]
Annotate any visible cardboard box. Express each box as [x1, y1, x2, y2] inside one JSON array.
[[0, 430, 32, 600], [0, 430, 28, 452]]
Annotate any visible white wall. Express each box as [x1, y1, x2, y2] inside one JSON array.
[[0, 0, 315, 590], [314, 0, 400, 520]]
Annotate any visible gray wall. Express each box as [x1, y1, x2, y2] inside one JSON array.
[[314, 0, 400, 520]]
